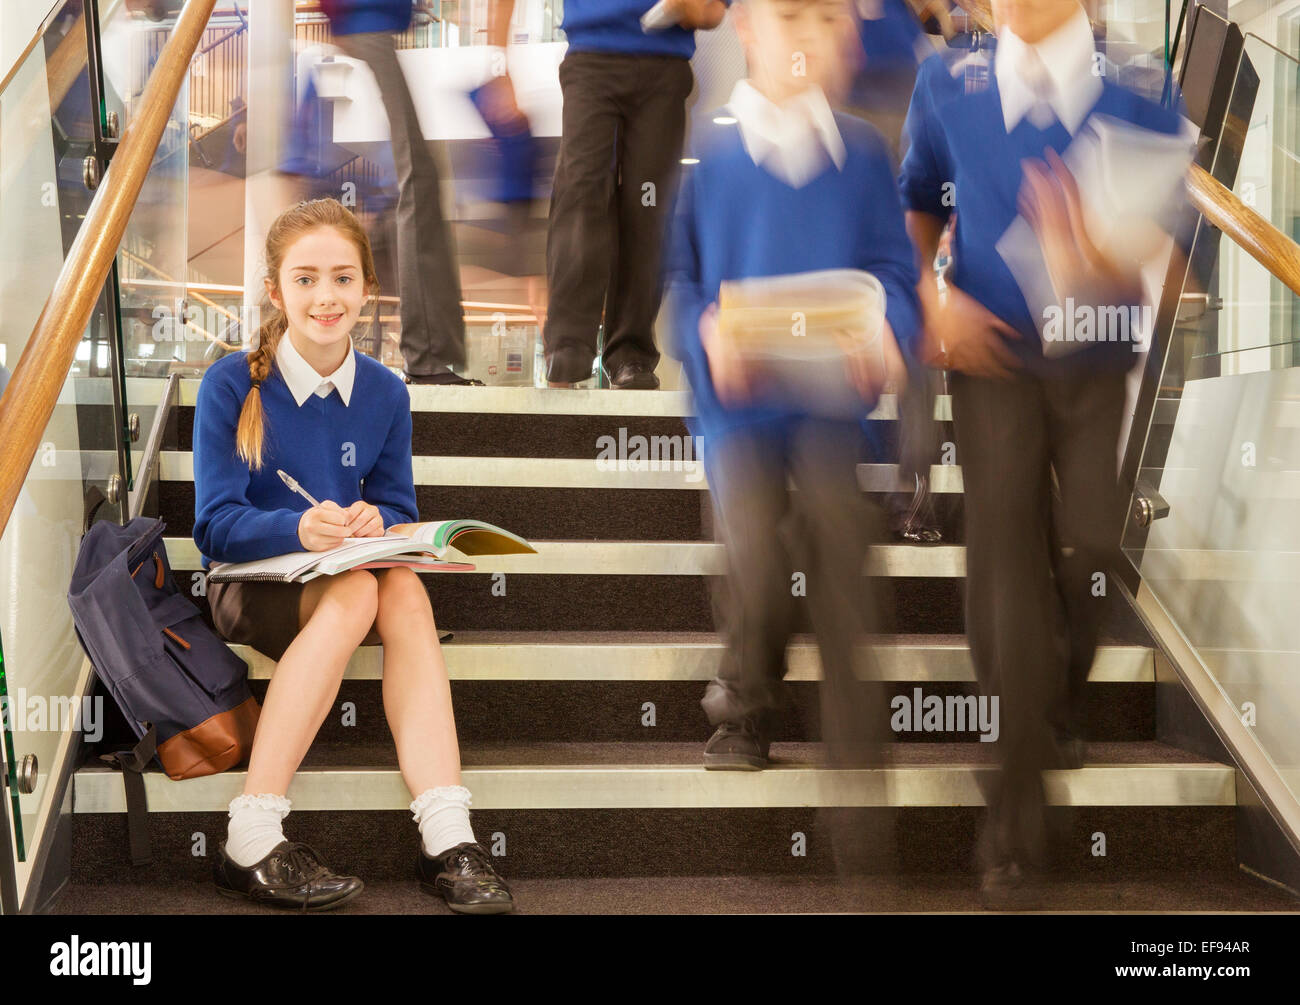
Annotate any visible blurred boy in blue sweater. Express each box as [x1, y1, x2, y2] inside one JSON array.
[[899, 0, 1191, 904], [670, 0, 921, 770]]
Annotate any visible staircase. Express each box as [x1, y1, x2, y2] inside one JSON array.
[[52, 382, 1300, 913]]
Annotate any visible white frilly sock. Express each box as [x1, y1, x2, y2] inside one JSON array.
[[410, 785, 476, 857], [225, 793, 292, 867]]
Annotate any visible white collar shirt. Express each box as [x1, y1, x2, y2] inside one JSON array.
[[726, 79, 847, 189], [995, 4, 1102, 135], [275, 332, 356, 407]]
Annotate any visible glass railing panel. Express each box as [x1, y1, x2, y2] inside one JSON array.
[[1204, 32, 1300, 374], [120, 1, 570, 387], [1122, 25, 1300, 822], [0, 0, 126, 904], [98, 0, 191, 481], [1101, 0, 1179, 64]]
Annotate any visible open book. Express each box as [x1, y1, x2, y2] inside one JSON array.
[[206, 519, 536, 584]]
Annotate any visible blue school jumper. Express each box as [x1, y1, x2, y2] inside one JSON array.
[[318, 0, 412, 36], [859, 0, 928, 74], [898, 47, 1187, 374], [560, 0, 729, 59], [669, 110, 922, 456], [193, 348, 419, 568]]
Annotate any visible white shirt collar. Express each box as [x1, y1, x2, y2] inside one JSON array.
[[725, 80, 846, 189], [275, 332, 356, 407], [995, 4, 1101, 135]]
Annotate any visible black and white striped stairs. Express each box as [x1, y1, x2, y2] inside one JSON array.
[[55, 381, 1298, 913]]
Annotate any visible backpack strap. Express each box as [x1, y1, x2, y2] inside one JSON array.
[[98, 724, 158, 866]]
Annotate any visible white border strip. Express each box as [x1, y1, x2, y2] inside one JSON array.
[[111, 378, 953, 420], [71, 761, 1232, 813], [232, 639, 1153, 683], [160, 452, 965, 492]]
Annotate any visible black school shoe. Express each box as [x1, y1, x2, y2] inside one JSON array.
[[417, 842, 515, 914], [703, 718, 770, 770], [213, 840, 364, 911], [404, 370, 485, 386], [979, 858, 1043, 911], [889, 473, 943, 543], [606, 361, 660, 390]]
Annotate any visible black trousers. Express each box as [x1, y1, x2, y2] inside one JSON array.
[[949, 365, 1128, 866], [334, 31, 466, 376], [544, 51, 693, 383], [700, 420, 889, 767]]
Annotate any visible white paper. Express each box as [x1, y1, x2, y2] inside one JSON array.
[[641, 1, 680, 32], [995, 112, 1195, 358]]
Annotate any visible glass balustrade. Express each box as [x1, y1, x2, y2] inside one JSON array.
[[1122, 14, 1300, 825], [0, 0, 127, 905]]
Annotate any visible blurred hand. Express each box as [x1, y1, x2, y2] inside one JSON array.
[[843, 321, 907, 402], [699, 302, 752, 406], [343, 500, 384, 538], [1019, 148, 1143, 308], [922, 284, 1023, 378], [298, 501, 351, 551], [478, 73, 527, 133], [667, 0, 729, 30], [233, 122, 247, 155]]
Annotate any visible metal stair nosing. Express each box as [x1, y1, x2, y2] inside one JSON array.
[[228, 638, 1155, 683], [70, 760, 1235, 813], [159, 452, 967, 493], [123, 379, 954, 421]]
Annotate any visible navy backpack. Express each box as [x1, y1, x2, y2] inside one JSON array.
[[68, 517, 260, 862]]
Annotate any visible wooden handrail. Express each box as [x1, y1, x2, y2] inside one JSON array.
[[0, 0, 218, 540], [954, 0, 993, 31], [1187, 163, 1300, 299], [949, 0, 1300, 300]]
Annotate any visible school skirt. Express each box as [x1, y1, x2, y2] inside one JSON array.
[[208, 578, 382, 663]]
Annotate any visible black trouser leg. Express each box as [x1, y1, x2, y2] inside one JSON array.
[[334, 31, 466, 375], [950, 372, 1058, 868], [787, 418, 885, 768], [889, 355, 943, 536], [544, 52, 624, 383], [1044, 367, 1129, 743], [788, 418, 895, 875], [600, 56, 693, 377], [701, 427, 799, 731]]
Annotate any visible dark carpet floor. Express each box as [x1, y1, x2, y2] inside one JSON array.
[[49, 871, 1299, 915]]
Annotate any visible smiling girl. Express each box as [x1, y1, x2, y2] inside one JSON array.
[[193, 198, 512, 913]]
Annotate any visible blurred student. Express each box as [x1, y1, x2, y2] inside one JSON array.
[[670, 0, 920, 770], [195, 199, 512, 913], [526, 0, 730, 389], [846, 0, 932, 154], [899, 0, 1190, 905], [320, 0, 479, 385], [843, 0, 947, 541]]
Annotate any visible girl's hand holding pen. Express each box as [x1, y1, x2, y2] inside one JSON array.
[[343, 500, 384, 538], [298, 501, 352, 551]]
